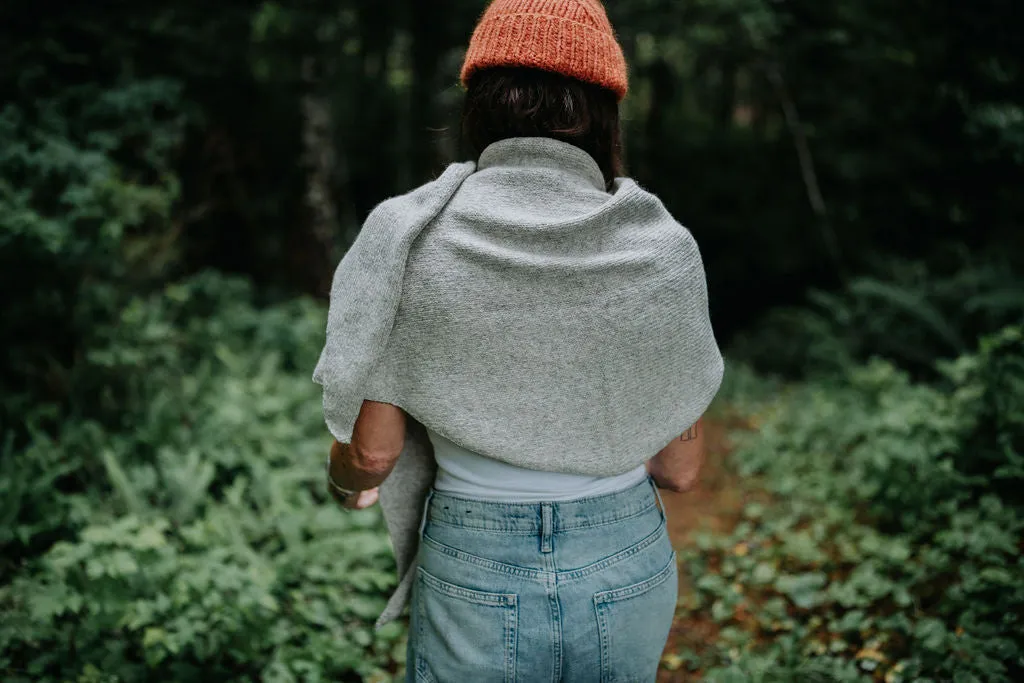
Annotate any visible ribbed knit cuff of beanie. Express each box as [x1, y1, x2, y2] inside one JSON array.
[[460, 0, 629, 100]]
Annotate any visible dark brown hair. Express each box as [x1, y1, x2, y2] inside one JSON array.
[[461, 66, 624, 189]]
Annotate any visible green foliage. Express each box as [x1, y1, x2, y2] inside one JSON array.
[[0, 276, 403, 682], [677, 328, 1024, 681], [0, 26, 403, 676], [731, 256, 1024, 377], [0, 14, 410, 678], [0, 71, 188, 427]]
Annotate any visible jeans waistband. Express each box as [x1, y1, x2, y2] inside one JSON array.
[[424, 475, 663, 533]]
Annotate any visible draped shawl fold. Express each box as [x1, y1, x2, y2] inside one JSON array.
[[313, 137, 724, 629]]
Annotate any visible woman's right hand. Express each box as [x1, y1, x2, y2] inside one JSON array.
[[344, 488, 380, 510], [327, 479, 381, 509]]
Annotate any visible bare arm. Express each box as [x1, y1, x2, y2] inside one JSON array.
[[327, 400, 406, 508], [647, 417, 706, 493]]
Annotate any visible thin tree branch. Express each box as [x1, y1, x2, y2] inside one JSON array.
[[764, 61, 847, 281]]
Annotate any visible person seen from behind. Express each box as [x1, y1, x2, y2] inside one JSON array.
[[314, 1, 725, 680]]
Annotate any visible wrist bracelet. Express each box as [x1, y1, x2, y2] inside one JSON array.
[[326, 454, 359, 498]]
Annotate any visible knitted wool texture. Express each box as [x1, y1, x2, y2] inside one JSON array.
[[460, 0, 628, 99], [313, 137, 724, 628]]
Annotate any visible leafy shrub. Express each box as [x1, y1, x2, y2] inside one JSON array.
[[677, 327, 1024, 682], [0, 42, 405, 681], [730, 255, 1024, 378], [0, 74, 188, 432], [0, 277, 403, 682]]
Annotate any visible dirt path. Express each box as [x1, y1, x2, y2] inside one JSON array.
[[657, 418, 748, 682]]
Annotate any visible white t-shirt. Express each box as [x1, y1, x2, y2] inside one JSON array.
[[427, 427, 648, 502]]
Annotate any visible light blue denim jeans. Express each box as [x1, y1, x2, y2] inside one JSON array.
[[406, 476, 678, 683]]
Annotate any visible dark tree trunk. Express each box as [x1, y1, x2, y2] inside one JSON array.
[[300, 56, 341, 295]]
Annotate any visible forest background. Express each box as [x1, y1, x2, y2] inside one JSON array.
[[1, 1, 1022, 681]]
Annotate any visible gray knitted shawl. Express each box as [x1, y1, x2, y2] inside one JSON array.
[[313, 137, 724, 629]]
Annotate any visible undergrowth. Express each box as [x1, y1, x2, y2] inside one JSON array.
[[669, 327, 1024, 682], [0, 275, 403, 682]]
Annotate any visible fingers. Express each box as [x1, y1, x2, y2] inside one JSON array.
[[328, 481, 380, 510], [345, 488, 380, 510]]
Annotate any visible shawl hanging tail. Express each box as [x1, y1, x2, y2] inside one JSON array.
[[312, 163, 475, 628], [312, 161, 476, 442]]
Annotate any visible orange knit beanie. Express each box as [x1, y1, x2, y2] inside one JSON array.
[[460, 0, 628, 100]]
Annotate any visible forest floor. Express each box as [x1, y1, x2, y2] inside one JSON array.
[[657, 417, 756, 682]]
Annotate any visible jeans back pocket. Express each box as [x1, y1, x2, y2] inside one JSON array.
[[414, 566, 518, 683], [593, 552, 678, 683]]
